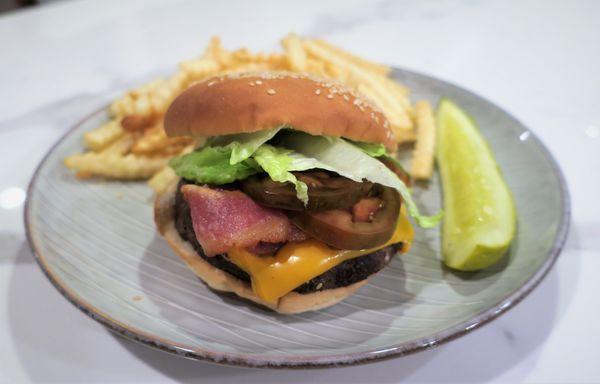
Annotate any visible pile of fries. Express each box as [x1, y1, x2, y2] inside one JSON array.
[[64, 34, 436, 191]]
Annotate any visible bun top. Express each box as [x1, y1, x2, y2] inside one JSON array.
[[164, 72, 396, 150]]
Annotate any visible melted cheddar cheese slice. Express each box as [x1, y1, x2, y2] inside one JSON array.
[[227, 207, 414, 303]]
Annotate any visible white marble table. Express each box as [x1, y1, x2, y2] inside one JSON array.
[[1, 0, 598, 382]]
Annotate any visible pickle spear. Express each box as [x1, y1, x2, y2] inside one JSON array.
[[436, 99, 516, 271]]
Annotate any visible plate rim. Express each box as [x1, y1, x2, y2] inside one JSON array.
[[24, 68, 571, 369]]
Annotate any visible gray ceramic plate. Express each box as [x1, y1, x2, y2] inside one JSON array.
[[25, 69, 569, 368]]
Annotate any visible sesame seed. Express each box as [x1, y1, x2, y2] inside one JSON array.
[[267, 89, 276, 95], [327, 94, 334, 99], [207, 81, 217, 87], [315, 89, 321, 95], [249, 81, 255, 86], [316, 282, 323, 290], [255, 80, 263, 85], [343, 94, 350, 101]]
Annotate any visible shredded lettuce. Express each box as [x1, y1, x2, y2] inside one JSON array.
[[279, 132, 442, 228], [168, 145, 260, 184], [252, 145, 309, 205], [348, 140, 387, 157], [381, 153, 410, 175], [169, 129, 441, 228], [209, 128, 283, 164]]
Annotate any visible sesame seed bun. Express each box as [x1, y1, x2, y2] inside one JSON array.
[[164, 72, 396, 150]]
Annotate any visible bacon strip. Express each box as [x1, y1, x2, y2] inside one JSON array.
[[182, 185, 306, 256]]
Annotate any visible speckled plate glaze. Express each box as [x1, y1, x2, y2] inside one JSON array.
[[25, 69, 569, 368]]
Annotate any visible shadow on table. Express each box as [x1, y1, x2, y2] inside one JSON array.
[[6, 225, 579, 383]]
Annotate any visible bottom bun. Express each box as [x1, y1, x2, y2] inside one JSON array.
[[155, 181, 368, 314]]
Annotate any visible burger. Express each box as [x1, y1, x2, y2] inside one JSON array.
[[154, 72, 438, 314]]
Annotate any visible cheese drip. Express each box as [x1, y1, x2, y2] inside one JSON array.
[[228, 207, 414, 303]]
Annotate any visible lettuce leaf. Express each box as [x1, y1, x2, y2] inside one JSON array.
[[169, 145, 260, 184], [348, 140, 387, 157], [169, 129, 440, 228], [279, 132, 442, 228], [252, 145, 309, 204], [381, 153, 410, 175], [209, 128, 283, 164]]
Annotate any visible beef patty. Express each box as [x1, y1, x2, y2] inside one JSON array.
[[174, 180, 400, 294]]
